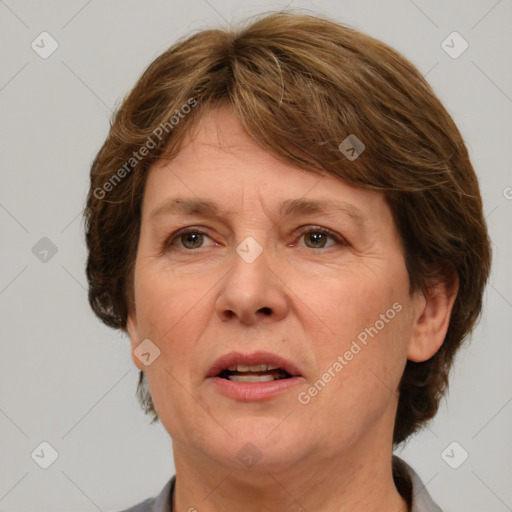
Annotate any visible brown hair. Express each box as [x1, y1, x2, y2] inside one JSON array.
[[84, 11, 491, 444]]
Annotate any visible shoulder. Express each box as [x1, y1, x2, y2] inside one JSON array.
[[115, 476, 175, 512], [393, 456, 443, 512]]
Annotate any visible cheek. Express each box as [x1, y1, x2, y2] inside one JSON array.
[[135, 266, 212, 343], [301, 315, 409, 448], [134, 270, 213, 438], [295, 266, 407, 350], [295, 264, 411, 416], [132, 267, 219, 413]]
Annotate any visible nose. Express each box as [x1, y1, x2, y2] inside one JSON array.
[[215, 241, 289, 325]]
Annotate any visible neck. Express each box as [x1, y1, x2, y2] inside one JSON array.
[[171, 435, 408, 512]]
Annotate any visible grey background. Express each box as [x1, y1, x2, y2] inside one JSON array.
[[0, 0, 511, 510]]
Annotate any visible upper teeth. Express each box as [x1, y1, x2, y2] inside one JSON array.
[[227, 363, 280, 372]]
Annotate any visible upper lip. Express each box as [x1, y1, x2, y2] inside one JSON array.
[[206, 351, 303, 378]]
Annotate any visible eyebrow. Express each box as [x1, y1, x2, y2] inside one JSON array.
[[149, 197, 368, 226], [280, 198, 368, 226], [149, 198, 221, 221]]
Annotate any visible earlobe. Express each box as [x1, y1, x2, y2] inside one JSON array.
[[407, 275, 459, 362]]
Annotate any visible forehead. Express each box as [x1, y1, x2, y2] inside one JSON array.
[[142, 107, 392, 229]]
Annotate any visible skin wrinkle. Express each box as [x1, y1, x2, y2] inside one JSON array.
[[83, 14, 492, 510], [148, 198, 374, 259], [146, 164, 378, 258], [125, 107, 449, 512]]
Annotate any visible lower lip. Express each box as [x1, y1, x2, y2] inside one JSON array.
[[208, 376, 304, 401]]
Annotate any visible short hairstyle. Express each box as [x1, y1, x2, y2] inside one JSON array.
[[84, 11, 491, 445]]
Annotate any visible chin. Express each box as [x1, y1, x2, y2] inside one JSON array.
[[196, 419, 314, 472]]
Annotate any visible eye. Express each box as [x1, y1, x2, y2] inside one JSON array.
[[164, 226, 345, 252], [295, 226, 345, 249], [166, 228, 215, 250]]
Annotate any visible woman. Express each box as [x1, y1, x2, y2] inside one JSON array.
[[85, 12, 491, 512]]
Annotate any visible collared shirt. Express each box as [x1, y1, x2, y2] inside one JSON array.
[[118, 456, 442, 512]]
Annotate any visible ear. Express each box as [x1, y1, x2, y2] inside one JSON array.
[[407, 274, 459, 362], [126, 310, 145, 371]]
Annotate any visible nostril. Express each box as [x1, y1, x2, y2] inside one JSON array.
[[259, 307, 272, 316]]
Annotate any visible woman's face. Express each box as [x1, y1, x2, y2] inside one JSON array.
[[127, 106, 425, 473]]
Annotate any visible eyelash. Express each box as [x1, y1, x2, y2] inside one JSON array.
[[165, 225, 346, 251], [294, 225, 346, 248]]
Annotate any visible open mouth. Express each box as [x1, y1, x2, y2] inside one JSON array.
[[217, 363, 292, 383], [207, 352, 303, 400]]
